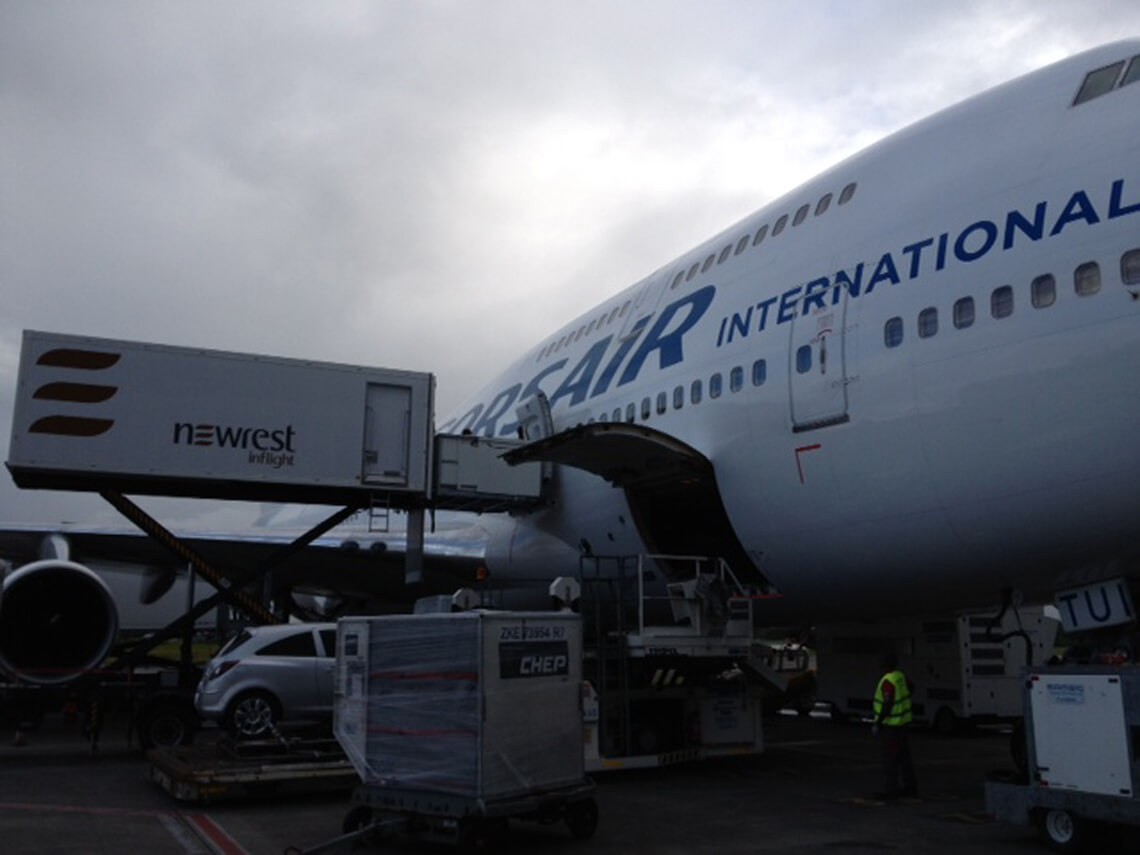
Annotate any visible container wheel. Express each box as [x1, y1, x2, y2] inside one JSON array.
[[565, 797, 599, 840], [1035, 807, 1087, 852], [342, 805, 373, 835]]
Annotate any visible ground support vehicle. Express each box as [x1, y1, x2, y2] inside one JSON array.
[[149, 735, 357, 802], [816, 606, 1059, 733], [985, 665, 1140, 851], [577, 555, 766, 770]]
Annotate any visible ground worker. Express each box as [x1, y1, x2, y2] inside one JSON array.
[[872, 650, 918, 800]]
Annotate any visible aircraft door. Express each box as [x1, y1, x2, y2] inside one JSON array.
[[788, 287, 850, 432], [362, 382, 411, 485]]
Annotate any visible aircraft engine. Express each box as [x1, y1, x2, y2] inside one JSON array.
[[0, 560, 119, 684]]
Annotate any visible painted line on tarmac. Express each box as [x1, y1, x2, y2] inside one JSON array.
[[181, 813, 250, 855], [157, 814, 211, 854], [0, 802, 247, 854]]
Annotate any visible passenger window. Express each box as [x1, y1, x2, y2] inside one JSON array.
[[597, 413, 607, 423], [796, 344, 812, 372], [656, 391, 667, 415], [884, 317, 903, 348], [991, 285, 1014, 319], [686, 263, 700, 281], [718, 245, 732, 264], [1032, 274, 1057, 308], [838, 182, 857, 205], [735, 235, 751, 255], [673, 385, 685, 409], [612, 408, 622, 422], [671, 271, 685, 289], [752, 224, 769, 247], [772, 214, 788, 236], [690, 379, 703, 405], [625, 403, 636, 423], [641, 397, 651, 420], [815, 193, 832, 216], [260, 632, 317, 657], [1073, 61, 1125, 105], [752, 359, 767, 386], [701, 254, 716, 273], [1075, 261, 1101, 295], [793, 204, 810, 226], [953, 297, 975, 329], [1123, 249, 1140, 285], [918, 307, 938, 338], [729, 366, 744, 393], [709, 373, 723, 399]]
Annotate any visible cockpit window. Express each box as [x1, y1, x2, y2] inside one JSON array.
[[1122, 55, 1140, 88], [1073, 60, 1125, 105]]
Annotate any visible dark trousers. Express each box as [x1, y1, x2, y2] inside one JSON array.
[[879, 725, 917, 796]]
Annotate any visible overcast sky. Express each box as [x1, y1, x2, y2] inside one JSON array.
[[2, 0, 1138, 528]]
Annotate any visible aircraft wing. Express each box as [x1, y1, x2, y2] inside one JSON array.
[[0, 519, 491, 613]]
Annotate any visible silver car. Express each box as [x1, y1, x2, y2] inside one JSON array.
[[195, 623, 337, 738]]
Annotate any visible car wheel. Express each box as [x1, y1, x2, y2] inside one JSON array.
[[226, 690, 280, 738], [565, 797, 599, 840]]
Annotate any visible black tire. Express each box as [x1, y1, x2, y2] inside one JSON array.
[[565, 797, 599, 840], [932, 707, 958, 737], [342, 805, 377, 849], [342, 805, 373, 835], [136, 700, 199, 750], [225, 690, 280, 739], [1035, 807, 1088, 852]]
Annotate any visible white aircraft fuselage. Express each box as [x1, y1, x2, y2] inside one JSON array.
[[439, 40, 1140, 623]]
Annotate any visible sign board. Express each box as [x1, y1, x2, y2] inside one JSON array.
[[7, 330, 434, 505], [1054, 578, 1136, 634]]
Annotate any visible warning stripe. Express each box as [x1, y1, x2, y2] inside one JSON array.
[[181, 813, 250, 855], [36, 348, 121, 370], [33, 382, 118, 403]]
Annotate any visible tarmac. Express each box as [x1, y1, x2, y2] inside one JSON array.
[[0, 710, 1114, 854]]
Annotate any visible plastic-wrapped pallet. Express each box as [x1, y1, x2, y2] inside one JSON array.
[[334, 611, 583, 800]]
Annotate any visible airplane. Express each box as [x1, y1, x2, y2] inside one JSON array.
[[3, 39, 1140, 683]]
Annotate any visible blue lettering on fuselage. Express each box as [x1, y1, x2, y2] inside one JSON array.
[[454, 178, 1137, 431], [717, 177, 1137, 347], [464, 287, 715, 436]]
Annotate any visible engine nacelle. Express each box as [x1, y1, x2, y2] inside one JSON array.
[[0, 560, 119, 684]]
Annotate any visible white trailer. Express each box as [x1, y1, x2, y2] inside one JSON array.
[[986, 665, 1140, 851], [816, 607, 1059, 733], [7, 330, 434, 505]]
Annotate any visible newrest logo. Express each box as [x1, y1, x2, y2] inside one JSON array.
[[28, 348, 121, 437], [172, 422, 297, 469]]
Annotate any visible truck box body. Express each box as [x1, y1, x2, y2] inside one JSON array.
[[6, 331, 433, 504], [334, 612, 583, 801]]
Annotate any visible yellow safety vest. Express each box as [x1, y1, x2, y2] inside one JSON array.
[[873, 670, 913, 727]]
